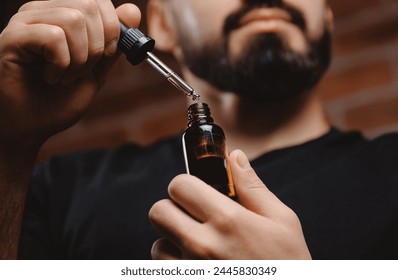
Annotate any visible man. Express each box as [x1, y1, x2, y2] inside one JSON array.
[[146, 0, 398, 259], [0, 0, 397, 259]]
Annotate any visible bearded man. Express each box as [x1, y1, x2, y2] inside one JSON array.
[[1, 0, 397, 260]]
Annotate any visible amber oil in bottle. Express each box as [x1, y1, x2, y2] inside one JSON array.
[[182, 102, 236, 199]]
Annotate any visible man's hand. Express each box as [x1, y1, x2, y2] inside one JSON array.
[[149, 150, 311, 260], [0, 0, 141, 260], [0, 0, 141, 155]]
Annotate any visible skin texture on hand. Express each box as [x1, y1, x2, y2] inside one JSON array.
[[149, 150, 312, 260], [0, 0, 141, 259], [0, 0, 141, 151]]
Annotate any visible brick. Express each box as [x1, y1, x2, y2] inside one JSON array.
[[330, 0, 383, 19], [333, 16, 398, 55], [319, 60, 393, 101], [345, 95, 398, 131]]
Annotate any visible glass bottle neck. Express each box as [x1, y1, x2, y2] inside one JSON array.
[[187, 102, 214, 127]]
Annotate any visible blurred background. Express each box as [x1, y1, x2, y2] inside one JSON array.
[[2, 0, 398, 161]]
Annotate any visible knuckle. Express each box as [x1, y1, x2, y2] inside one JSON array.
[[245, 170, 266, 189], [290, 212, 302, 228], [281, 207, 301, 227], [47, 27, 69, 64], [65, 9, 86, 28], [18, 2, 38, 12], [89, 45, 104, 60], [72, 55, 88, 67], [103, 39, 118, 57], [168, 174, 190, 195], [80, 0, 99, 15], [104, 18, 120, 42], [103, 22, 119, 56], [47, 25, 65, 41], [8, 13, 21, 24], [57, 55, 71, 69], [186, 238, 214, 259], [212, 207, 240, 231], [0, 22, 15, 43], [8, 12, 31, 25]]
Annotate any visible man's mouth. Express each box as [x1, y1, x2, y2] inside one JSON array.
[[239, 8, 292, 27]]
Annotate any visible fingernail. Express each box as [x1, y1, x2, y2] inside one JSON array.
[[236, 150, 251, 169]]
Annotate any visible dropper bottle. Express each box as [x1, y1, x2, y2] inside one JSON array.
[[182, 103, 236, 199], [118, 25, 235, 198]]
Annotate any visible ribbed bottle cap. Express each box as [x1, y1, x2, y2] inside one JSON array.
[[118, 22, 155, 65], [187, 103, 214, 127]]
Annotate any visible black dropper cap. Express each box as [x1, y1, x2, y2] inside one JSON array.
[[118, 22, 155, 65]]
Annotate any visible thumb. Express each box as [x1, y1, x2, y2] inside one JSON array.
[[94, 3, 142, 85], [229, 150, 287, 218], [117, 3, 142, 28]]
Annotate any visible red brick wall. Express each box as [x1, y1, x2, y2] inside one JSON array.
[[2, 1, 398, 160], [319, 0, 398, 137]]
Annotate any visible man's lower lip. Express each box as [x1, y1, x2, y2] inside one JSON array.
[[240, 17, 288, 26], [235, 20, 288, 33], [240, 8, 292, 25]]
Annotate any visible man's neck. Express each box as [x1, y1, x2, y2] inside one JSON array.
[[184, 71, 330, 160]]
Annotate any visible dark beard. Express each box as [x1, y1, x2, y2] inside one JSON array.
[[176, 3, 332, 103]]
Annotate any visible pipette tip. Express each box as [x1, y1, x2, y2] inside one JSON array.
[[191, 91, 200, 101]]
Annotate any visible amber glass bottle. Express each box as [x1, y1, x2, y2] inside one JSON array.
[[182, 102, 236, 199]]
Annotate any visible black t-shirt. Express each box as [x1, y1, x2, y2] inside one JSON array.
[[18, 128, 398, 259]]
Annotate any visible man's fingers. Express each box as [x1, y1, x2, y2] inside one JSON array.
[[149, 199, 203, 249], [229, 150, 293, 220], [167, 174, 238, 223], [93, 3, 142, 83], [151, 238, 182, 260], [11, 0, 142, 85], [116, 3, 142, 29], [1, 23, 71, 85], [11, 9, 89, 85], [16, 0, 105, 85], [95, 0, 119, 56]]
